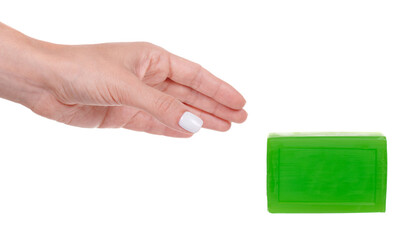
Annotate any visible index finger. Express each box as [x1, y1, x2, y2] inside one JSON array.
[[167, 53, 246, 110]]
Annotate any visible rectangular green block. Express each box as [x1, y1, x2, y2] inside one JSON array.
[[267, 133, 387, 213]]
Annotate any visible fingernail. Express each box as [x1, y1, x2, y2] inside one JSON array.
[[179, 111, 203, 133]]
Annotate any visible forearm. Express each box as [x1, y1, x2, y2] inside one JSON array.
[[0, 22, 55, 108]]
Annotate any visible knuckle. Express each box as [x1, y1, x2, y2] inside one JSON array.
[[143, 121, 155, 133], [185, 88, 199, 104], [136, 112, 154, 132], [140, 42, 165, 55], [212, 81, 223, 99], [139, 41, 156, 49], [189, 64, 203, 90], [155, 94, 177, 113], [211, 101, 220, 115], [126, 111, 153, 132], [131, 111, 147, 126]]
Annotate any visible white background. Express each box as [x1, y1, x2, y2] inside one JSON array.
[[1, 0, 412, 239]]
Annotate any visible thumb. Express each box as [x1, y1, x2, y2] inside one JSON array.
[[126, 82, 203, 134]]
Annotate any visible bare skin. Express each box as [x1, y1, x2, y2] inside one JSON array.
[[0, 22, 247, 137]]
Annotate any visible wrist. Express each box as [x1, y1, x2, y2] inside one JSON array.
[[0, 23, 60, 109]]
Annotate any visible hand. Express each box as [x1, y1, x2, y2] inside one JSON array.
[[0, 23, 247, 137]]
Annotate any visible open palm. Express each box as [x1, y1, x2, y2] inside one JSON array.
[[30, 42, 247, 137]]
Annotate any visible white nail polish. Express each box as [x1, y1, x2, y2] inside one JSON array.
[[179, 111, 203, 133]]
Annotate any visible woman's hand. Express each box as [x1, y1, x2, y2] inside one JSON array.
[[0, 23, 247, 137]]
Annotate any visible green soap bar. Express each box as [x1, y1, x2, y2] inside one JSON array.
[[267, 132, 387, 213]]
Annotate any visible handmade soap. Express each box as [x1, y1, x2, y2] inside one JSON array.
[[267, 133, 387, 213]]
